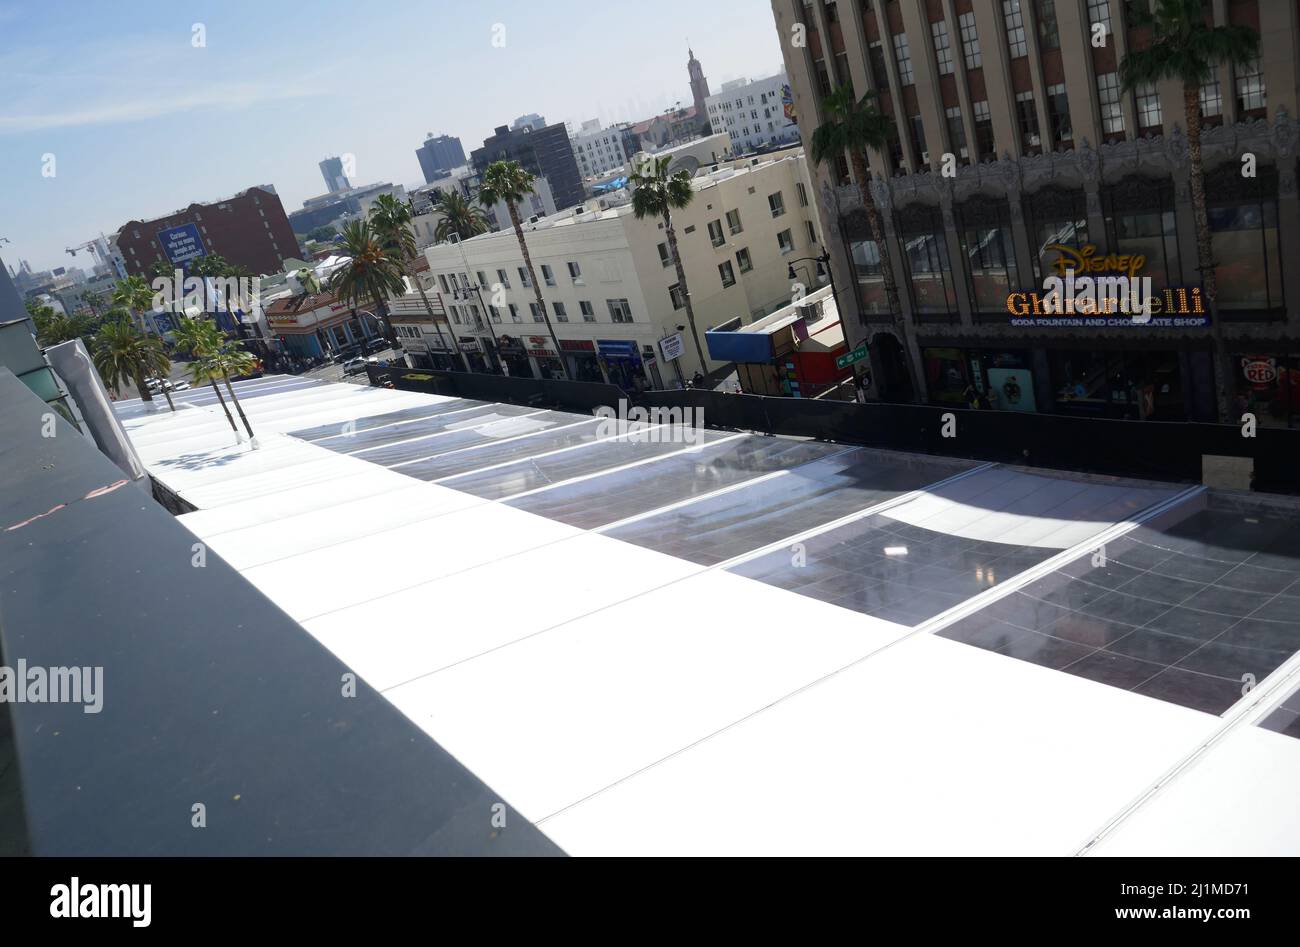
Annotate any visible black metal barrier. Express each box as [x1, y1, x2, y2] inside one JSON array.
[[368, 368, 1299, 494]]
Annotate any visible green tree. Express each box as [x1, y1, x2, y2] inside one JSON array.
[[433, 190, 489, 242], [328, 219, 406, 346], [630, 154, 707, 375], [173, 316, 240, 436], [91, 317, 174, 410], [307, 225, 340, 243], [810, 85, 923, 402], [1120, 0, 1259, 422], [111, 274, 157, 336], [193, 342, 258, 442], [478, 159, 567, 379], [370, 193, 467, 370]]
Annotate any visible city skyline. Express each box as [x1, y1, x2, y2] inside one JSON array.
[[0, 0, 784, 271]]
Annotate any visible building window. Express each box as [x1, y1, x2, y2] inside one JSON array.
[[489, 305, 503, 323], [959, 12, 981, 69], [1097, 72, 1125, 135], [708, 219, 725, 247], [508, 303, 521, 323], [719, 261, 736, 288], [796, 183, 808, 208], [726, 209, 743, 233], [768, 192, 786, 217], [1016, 91, 1041, 152], [1134, 82, 1162, 129], [892, 33, 914, 86], [849, 238, 887, 314], [946, 106, 968, 161], [1208, 166, 1283, 314], [973, 100, 995, 160], [736, 247, 753, 273], [777, 229, 794, 254], [450, 305, 461, 324], [580, 300, 595, 322], [1003, 0, 1027, 59], [1102, 176, 1181, 288], [1200, 76, 1223, 119], [1235, 59, 1266, 116], [868, 40, 890, 89], [955, 196, 1020, 314], [438, 274, 450, 293], [477, 270, 489, 288], [607, 298, 633, 323], [1086, 0, 1112, 38], [910, 114, 928, 164], [554, 302, 568, 321], [1046, 84, 1072, 144], [806, 220, 818, 246], [568, 261, 584, 283], [1026, 186, 1089, 282], [669, 284, 687, 309], [517, 267, 532, 288], [932, 20, 954, 76], [1037, 0, 1060, 50], [529, 302, 544, 322], [658, 242, 673, 267], [895, 204, 958, 317], [497, 268, 511, 289], [541, 264, 556, 286]]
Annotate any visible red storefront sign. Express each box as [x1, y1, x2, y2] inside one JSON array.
[[560, 339, 596, 352]]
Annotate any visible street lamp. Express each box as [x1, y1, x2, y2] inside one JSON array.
[[786, 250, 840, 319], [449, 233, 504, 374]]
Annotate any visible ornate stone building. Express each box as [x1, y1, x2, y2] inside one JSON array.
[[774, 0, 1300, 424]]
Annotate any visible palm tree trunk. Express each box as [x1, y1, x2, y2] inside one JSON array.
[[208, 379, 239, 435], [665, 210, 708, 379], [135, 369, 153, 402], [161, 384, 176, 412], [1184, 84, 1231, 423], [223, 375, 255, 439], [507, 199, 569, 380], [850, 148, 925, 403]]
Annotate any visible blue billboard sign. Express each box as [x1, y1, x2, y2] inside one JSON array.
[[156, 223, 206, 267]]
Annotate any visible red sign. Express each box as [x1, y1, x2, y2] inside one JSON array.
[[1242, 357, 1277, 387], [560, 339, 595, 352]]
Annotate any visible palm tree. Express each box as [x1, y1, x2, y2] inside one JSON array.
[[810, 84, 923, 402], [34, 308, 94, 347], [91, 317, 174, 409], [111, 274, 158, 336], [81, 290, 105, 320], [197, 342, 259, 442], [173, 316, 240, 436], [433, 190, 489, 242], [328, 219, 406, 347], [629, 154, 708, 376], [478, 159, 568, 379], [370, 193, 469, 371], [1120, 0, 1258, 422]]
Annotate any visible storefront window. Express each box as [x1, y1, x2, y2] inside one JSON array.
[[1049, 348, 1185, 420], [895, 203, 958, 318], [1025, 186, 1088, 283], [955, 195, 1019, 314], [1206, 165, 1283, 315], [1103, 176, 1180, 288], [1233, 354, 1300, 428], [849, 237, 889, 316]]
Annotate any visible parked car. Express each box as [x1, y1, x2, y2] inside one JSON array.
[[342, 357, 368, 376], [363, 337, 389, 355]]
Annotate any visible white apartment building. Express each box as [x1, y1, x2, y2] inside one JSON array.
[[705, 72, 799, 155], [570, 120, 630, 181], [423, 148, 824, 387]]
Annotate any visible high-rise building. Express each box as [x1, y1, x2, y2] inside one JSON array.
[[570, 120, 635, 180], [415, 133, 467, 184], [688, 48, 711, 115], [115, 186, 299, 278], [471, 123, 585, 211], [512, 113, 546, 132], [319, 156, 351, 193], [775, 0, 1300, 424]]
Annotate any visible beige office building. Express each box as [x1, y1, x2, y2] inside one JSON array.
[[775, 0, 1300, 423]]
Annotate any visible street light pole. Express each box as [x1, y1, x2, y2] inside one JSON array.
[[786, 250, 841, 320]]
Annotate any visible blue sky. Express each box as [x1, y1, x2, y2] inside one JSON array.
[[0, 0, 786, 273]]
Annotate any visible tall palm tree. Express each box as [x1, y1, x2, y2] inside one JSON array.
[[111, 274, 157, 336], [629, 154, 708, 375], [478, 159, 568, 379], [329, 219, 406, 346], [91, 317, 174, 409], [1120, 0, 1258, 422], [198, 342, 259, 442], [810, 85, 923, 402], [371, 193, 469, 371], [173, 316, 240, 436], [433, 190, 489, 242], [34, 308, 94, 347]]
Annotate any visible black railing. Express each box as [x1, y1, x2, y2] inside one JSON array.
[[369, 368, 1300, 494]]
